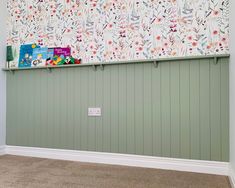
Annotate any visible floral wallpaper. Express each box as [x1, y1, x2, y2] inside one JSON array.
[[7, 0, 229, 64]]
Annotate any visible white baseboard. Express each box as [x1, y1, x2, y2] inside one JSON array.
[[4, 145, 229, 176], [0, 145, 6, 155], [229, 165, 235, 188]]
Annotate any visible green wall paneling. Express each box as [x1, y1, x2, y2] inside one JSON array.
[[6, 57, 230, 162]]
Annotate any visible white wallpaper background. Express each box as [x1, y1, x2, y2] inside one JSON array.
[[7, 0, 229, 63]]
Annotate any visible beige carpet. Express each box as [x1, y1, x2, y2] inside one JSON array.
[[0, 155, 231, 188]]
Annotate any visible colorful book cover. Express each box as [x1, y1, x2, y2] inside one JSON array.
[[53, 47, 71, 65], [46, 48, 54, 66], [18, 44, 39, 68], [54, 47, 71, 58], [32, 47, 48, 67]]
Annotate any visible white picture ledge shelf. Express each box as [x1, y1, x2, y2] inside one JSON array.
[[2, 54, 230, 72]]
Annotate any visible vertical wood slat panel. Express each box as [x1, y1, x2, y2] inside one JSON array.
[[170, 61, 180, 158], [126, 64, 135, 154], [118, 64, 127, 153], [74, 68, 82, 150], [161, 62, 171, 157], [134, 63, 144, 155], [6, 73, 14, 145], [41, 70, 49, 148], [60, 69, 66, 148], [199, 59, 211, 160], [210, 59, 221, 161], [95, 69, 103, 152], [152, 63, 162, 156], [143, 63, 152, 156], [47, 69, 54, 148], [54, 69, 62, 149], [6, 58, 230, 162], [220, 58, 229, 162], [190, 60, 200, 159], [102, 66, 111, 152], [20, 72, 28, 146], [80, 68, 89, 150], [58, 68, 65, 149], [180, 61, 190, 159], [34, 70, 42, 147], [67, 68, 75, 150], [88, 68, 96, 151], [27, 71, 34, 147], [110, 65, 119, 153]]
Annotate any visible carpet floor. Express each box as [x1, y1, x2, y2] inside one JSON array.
[[0, 155, 231, 188]]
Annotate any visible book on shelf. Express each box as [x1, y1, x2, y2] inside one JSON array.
[[18, 44, 39, 68], [46, 48, 55, 66], [53, 47, 71, 65], [31, 47, 48, 67]]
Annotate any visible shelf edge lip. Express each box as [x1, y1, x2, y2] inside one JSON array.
[[2, 54, 230, 71]]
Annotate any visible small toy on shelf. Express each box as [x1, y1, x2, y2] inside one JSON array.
[[53, 55, 63, 65], [75, 58, 81, 64], [57, 57, 82, 65], [6, 46, 19, 68], [6, 46, 14, 68], [65, 56, 74, 64]]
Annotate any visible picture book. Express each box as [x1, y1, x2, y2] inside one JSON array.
[[54, 47, 71, 58], [53, 47, 71, 65], [46, 48, 54, 66], [32, 47, 48, 67], [18, 44, 39, 68]]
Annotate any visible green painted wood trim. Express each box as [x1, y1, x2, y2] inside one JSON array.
[[2, 54, 230, 71], [6, 57, 230, 162]]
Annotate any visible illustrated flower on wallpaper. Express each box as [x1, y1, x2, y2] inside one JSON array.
[[6, 0, 229, 64]]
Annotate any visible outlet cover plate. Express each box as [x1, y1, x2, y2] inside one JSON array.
[[88, 108, 102, 117]]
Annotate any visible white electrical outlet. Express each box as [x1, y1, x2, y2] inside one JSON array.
[[88, 108, 102, 117]]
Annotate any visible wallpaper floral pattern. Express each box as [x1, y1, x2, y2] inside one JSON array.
[[7, 0, 229, 63]]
